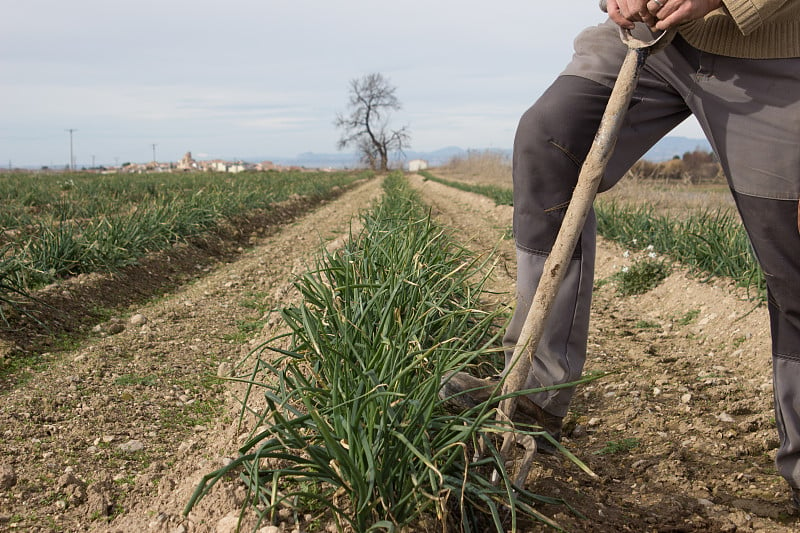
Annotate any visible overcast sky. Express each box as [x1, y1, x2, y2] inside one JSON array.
[[2, 0, 704, 168]]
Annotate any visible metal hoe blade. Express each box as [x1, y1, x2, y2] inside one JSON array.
[[492, 25, 676, 486]]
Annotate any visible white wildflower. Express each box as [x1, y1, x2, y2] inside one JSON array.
[[622, 266, 629, 273], [648, 252, 657, 259], [646, 244, 654, 251], [632, 238, 638, 245], [623, 251, 630, 258]]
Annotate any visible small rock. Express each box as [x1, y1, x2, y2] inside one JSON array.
[[117, 440, 144, 453], [157, 478, 176, 497], [130, 314, 148, 326], [571, 424, 587, 438], [258, 527, 281, 533], [588, 417, 602, 427], [717, 413, 735, 423], [57, 472, 84, 489], [698, 498, 714, 507], [681, 393, 692, 404], [0, 465, 17, 490], [148, 512, 169, 530], [217, 362, 233, 378], [107, 322, 125, 335], [58, 472, 88, 504], [216, 512, 241, 533], [177, 440, 195, 455]]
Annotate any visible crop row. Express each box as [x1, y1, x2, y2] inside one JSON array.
[[188, 172, 588, 531], [418, 170, 764, 299], [0, 170, 366, 235], [418, 170, 513, 206], [594, 200, 765, 298], [0, 170, 368, 316]]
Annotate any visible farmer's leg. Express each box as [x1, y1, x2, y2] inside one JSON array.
[[732, 195, 800, 491], [506, 22, 694, 416], [686, 47, 800, 489]]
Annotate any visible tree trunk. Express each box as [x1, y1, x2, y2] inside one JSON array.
[[378, 142, 389, 172]]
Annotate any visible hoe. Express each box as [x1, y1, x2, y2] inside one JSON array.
[[493, 11, 676, 486]]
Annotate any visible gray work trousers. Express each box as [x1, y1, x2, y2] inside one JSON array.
[[505, 20, 800, 487]]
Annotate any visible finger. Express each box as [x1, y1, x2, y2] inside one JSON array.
[[609, 7, 637, 28], [638, 11, 655, 26], [654, 0, 681, 20], [616, 0, 634, 18], [654, 3, 688, 29], [646, 0, 665, 15], [626, 0, 653, 22], [654, 14, 679, 30], [610, 0, 637, 28]]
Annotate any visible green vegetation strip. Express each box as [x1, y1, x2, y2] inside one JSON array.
[[418, 170, 513, 206], [420, 171, 764, 299], [595, 200, 765, 298], [186, 172, 592, 531], [0, 170, 367, 315]]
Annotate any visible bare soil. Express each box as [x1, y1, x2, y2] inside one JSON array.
[[1, 171, 797, 532]]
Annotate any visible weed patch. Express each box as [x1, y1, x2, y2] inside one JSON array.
[[613, 258, 671, 296]]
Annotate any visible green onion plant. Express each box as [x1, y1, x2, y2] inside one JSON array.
[[186, 173, 587, 532]]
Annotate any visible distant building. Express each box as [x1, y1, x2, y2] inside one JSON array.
[[408, 159, 428, 172], [208, 160, 228, 172], [177, 151, 198, 171]]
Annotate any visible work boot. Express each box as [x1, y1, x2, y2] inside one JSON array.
[[439, 371, 563, 453], [792, 486, 800, 510]]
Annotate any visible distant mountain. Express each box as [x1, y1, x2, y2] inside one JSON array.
[[261, 146, 472, 170], [254, 136, 711, 169], [274, 151, 358, 168]]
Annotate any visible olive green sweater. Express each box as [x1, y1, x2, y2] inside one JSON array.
[[679, 0, 800, 58]]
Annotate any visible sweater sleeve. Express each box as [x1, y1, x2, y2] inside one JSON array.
[[723, 0, 791, 35]]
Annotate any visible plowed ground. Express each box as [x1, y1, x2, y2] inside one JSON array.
[[1, 172, 797, 532]]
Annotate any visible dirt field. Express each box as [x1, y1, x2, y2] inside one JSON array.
[[1, 171, 798, 532]]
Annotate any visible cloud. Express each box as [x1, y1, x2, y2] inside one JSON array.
[[1, 0, 706, 167]]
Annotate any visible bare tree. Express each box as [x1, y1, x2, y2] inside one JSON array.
[[335, 73, 410, 172]]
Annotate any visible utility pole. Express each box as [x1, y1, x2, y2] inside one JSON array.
[[66, 128, 77, 170], [151, 143, 157, 163]]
